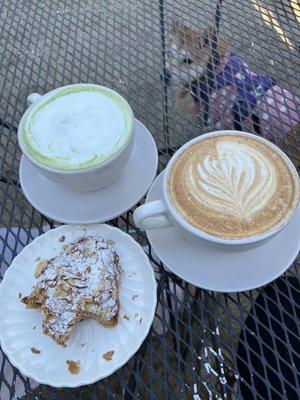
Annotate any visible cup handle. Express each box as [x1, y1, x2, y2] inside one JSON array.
[[133, 200, 174, 230], [27, 93, 42, 106]]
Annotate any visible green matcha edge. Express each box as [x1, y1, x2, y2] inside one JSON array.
[[20, 85, 133, 171]]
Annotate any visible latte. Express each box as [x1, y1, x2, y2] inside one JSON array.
[[19, 85, 133, 171], [168, 133, 300, 239]]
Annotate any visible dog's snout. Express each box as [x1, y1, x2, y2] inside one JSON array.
[[162, 68, 171, 85]]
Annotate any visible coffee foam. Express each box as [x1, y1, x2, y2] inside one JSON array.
[[21, 86, 133, 170], [168, 134, 299, 239]]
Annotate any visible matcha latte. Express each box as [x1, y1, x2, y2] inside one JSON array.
[[18, 84, 134, 171]]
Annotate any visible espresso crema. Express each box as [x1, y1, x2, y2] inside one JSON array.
[[168, 133, 299, 239]]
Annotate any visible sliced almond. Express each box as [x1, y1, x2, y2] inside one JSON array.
[[103, 351, 114, 361], [31, 347, 41, 354], [35, 259, 48, 278], [66, 244, 75, 254], [66, 360, 80, 374]]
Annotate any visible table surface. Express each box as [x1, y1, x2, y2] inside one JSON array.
[[0, 1, 299, 399]]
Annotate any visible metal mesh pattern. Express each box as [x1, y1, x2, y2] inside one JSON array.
[[0, 0, 299, 398]]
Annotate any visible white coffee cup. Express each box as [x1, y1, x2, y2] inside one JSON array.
[[133, 131, 300, 248], [18, 84, 135, 192]]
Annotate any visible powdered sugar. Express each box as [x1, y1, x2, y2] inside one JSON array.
[[24, 236, 122, 346]]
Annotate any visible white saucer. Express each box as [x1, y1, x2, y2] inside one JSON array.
[[146, 171, 300, 292], [0, 224, 157, 387], [19, 119, 158, 224]]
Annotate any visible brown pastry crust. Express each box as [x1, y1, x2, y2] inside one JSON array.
[[22, 236, 122, 346]]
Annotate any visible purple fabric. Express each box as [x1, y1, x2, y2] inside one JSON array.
[[216, 54, 275, 117], [195, 52, 300, 139]]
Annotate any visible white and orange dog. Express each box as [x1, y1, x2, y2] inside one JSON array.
[[165, 15, 300, 164]]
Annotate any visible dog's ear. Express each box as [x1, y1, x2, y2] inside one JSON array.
[[200, 26, 215, 47], [170, 12, 183, 34], [199, 27, 227, 56], [181, 27, 214, 52]]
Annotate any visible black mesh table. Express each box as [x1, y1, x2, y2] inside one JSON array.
[[0, 1, 299, 399]]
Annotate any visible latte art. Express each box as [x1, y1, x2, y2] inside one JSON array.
[[168, 134, 299, 239], [190, 141, 276, 220]]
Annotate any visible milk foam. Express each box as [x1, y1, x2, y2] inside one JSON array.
[[168, 133, 299, 239], [21, 87, 133, 170], [189, 141, 276, 219]]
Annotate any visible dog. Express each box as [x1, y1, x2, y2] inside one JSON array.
[[165, 14, 300, 165]]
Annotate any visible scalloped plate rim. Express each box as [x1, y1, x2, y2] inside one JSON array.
[[0, 224, 157, 387]]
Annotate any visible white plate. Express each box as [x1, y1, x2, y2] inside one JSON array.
[[146, 171, 300, 292], [19, 119, 158, 224], [0, 224, 157, 387]]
